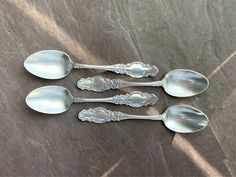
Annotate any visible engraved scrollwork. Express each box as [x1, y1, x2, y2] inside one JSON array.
[[110, 62, 159, 78], [111, 91, 158, 107], [77, 76, 122, 92], [78, 107, 125, 123]]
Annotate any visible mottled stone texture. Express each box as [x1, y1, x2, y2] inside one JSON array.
[[0, 0, 235, 176]]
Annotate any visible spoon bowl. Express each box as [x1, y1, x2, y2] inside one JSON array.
[[163, 105, 209, 133], [162, 69, 209, 97], [26, 86, 74, 114], [24, 50, 74, 79]]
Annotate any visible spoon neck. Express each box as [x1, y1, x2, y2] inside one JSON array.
[[122, 80, 163, 87], [137, 115, 163, 120], [113, 114, 163, 121], [74, 97, 79, 103], [74, 63, 112, 70], [73, 63, 80, 69], [74, 97, 110, 103]]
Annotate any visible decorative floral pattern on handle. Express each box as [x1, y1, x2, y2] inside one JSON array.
[[77, 76, 123, 92], [111, 91, 158, 107], [79, 107, 125, 123], [109, 62, 159, 78], [78, 107, 163, 123]]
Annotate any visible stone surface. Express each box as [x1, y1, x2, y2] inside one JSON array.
[[0, 0, 235, 176]]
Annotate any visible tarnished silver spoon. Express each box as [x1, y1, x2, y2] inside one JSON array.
[[77, 69, 209, 97], [24, 50, 158, 79], [79, 105, 209, 133], [25, 86, 157, 114]]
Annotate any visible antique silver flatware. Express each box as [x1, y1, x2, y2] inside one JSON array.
[[24, 50, 159, 79], [77, 69, 209, 97], [25, 86, 157, 114], [79, 105, 209, 133]]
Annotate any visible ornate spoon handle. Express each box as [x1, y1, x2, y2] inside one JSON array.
[[74, 62, 158, 78], [77, 76, 162, 92], [74, 91, 157, 107], [78, 107, 163, 123]]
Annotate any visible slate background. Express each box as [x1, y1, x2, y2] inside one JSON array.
[[0, 0, 236, 176]]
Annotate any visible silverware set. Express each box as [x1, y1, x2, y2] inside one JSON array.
[[24, 50, 209, 133]]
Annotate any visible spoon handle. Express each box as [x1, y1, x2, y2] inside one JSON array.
[[78, 107, 163, 123], [77, 76, 162, 92], [74, 91, 157, 107], [74, 62, 158, 78]]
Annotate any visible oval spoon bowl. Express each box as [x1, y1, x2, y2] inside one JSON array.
[[163, 105, 209, 133], [26, 86, 74, 114], [24, 50, 74, 79], [162, 69, 209, 97]]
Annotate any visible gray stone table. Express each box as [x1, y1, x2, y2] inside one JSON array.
[[0, 0, 236, 176]]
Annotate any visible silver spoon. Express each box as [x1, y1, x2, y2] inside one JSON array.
[[25, 86, 158, 114], [79, 105, 209, 133], [77, 69, 209, 97], [24, 50, 159, 79]]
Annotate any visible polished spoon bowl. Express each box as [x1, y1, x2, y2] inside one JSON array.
[[79, 105, 209, 133], [77, 69, 209, 97], [25, 86, 158, 114], [24, 50, 159, 79]]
